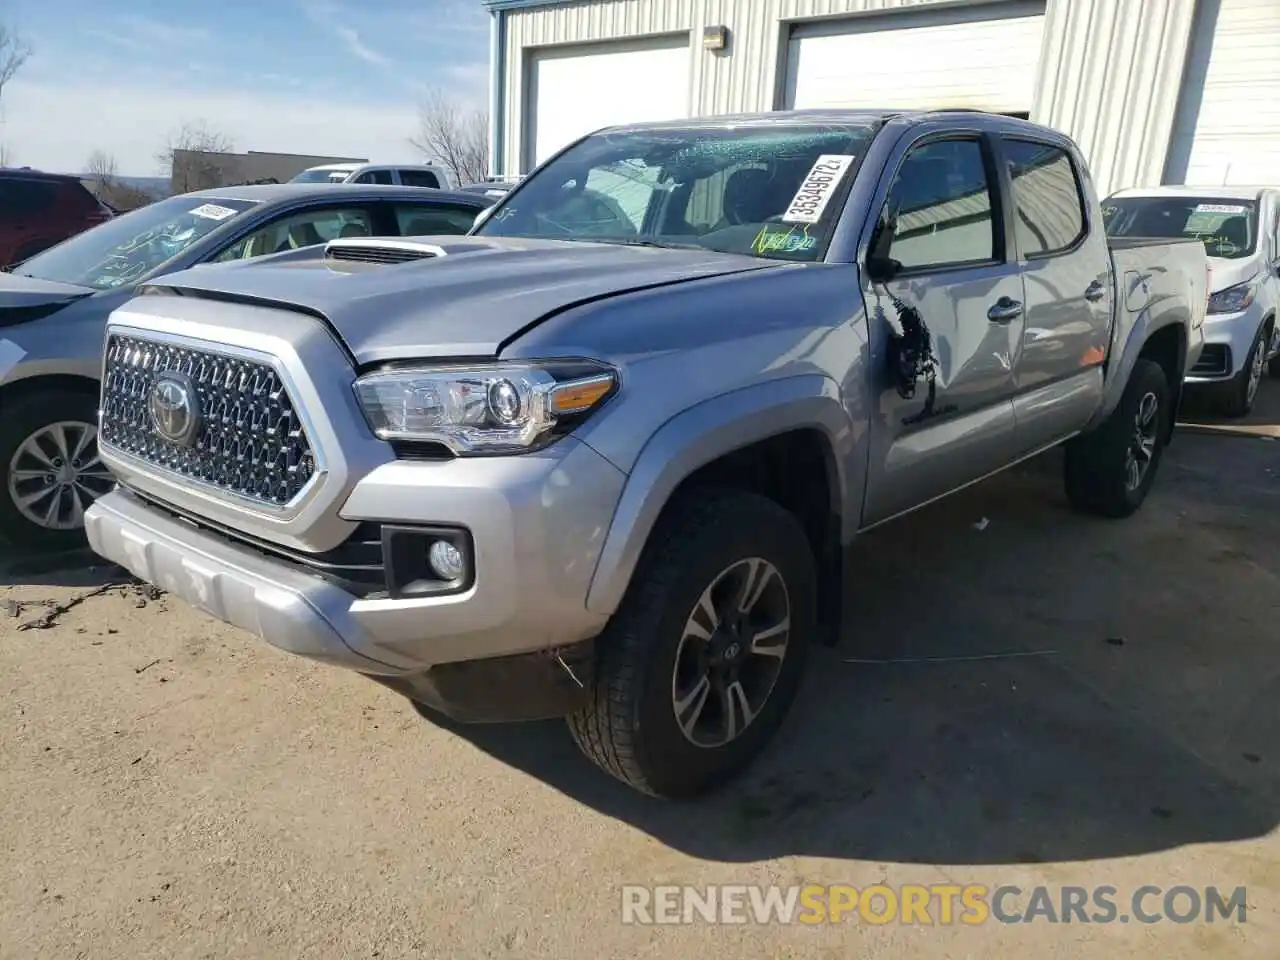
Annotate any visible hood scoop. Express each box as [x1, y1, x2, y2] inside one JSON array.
[[324, 237, 451, 266]]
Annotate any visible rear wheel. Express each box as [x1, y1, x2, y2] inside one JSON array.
[[1064, 358, 1169, 519], [568, 488, 816, 799], [0, 390, 113, 550]]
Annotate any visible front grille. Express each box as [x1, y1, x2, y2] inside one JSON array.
[[100, 334, 316, 507]]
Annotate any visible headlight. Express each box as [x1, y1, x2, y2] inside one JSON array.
[[1207, 281, 1256, 315], [354, 360, 618, 455]]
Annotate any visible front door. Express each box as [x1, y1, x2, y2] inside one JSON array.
[[860, 133, 1025, 526]]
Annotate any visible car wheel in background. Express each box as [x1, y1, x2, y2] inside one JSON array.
[[0, 390, 114, 551], [568, 488, 815, 799], [1218, 322, 1269, 418]]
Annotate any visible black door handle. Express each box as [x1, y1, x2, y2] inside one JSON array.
[[987, 297, 1023, 323], [1084, 279, 1107, 302]]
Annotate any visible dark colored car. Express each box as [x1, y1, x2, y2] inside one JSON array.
[[0, 169, 114, 267], [0, 183, 495, 548]]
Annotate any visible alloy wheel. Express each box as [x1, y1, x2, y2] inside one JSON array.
[[671, 557, 791, 749], [1124, 391, 1160, 493], [7, 421, 115, 531], [1246, 335, 1266, 407]]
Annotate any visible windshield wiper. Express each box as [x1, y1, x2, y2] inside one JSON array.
[[595, 238, 707, 251]]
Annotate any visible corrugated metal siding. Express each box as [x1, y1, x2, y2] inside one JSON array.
[[1031, 0, 1197, 198], [501, 0, 1057, 174], [500, 0, 1199, 193]]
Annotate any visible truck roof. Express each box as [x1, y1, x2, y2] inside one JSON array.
[[304, 162, 440, 173], [1109, 184, 1279, 201], [597, 107, 1043, 134]]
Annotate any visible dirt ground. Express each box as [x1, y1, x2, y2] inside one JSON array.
[[2, 386, 1279, 960]]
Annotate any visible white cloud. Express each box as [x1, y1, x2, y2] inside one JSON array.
[[2, 77, 424, 175], [329, 24, 389, 67]]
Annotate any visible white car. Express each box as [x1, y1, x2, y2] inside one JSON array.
[[289, 162, 456, 191], [1104, 185, 1280, 417]]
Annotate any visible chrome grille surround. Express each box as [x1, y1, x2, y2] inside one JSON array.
[[100, 333, 318, 510]]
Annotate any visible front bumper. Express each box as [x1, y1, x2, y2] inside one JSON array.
[[1185, 303, 1267, 383], [85, 436, 625, 717]]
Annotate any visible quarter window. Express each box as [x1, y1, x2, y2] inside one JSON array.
[[883, 139, 995, 271], [213, 207, 373, 261], [1004, 140, 1086, 258], [393, 205, 481, 235], [399, 170, 442, 189]]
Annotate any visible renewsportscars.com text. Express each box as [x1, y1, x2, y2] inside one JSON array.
[[620, 884, 1248, 926]]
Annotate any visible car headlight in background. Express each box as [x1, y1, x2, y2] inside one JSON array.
[[1207, 281, 1257, 315], [354, 360, 618, 455]]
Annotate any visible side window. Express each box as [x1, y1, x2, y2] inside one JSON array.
[[1004, 139, 1086, 258], [212, 207, 373, 261], [883, 139, 995, 271], [399, 170, 441, 189], [1, 180, 57, 219], [394, 205, 481, 236], [354, 170, 394, 185]]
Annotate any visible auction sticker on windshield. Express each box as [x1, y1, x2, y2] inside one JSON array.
[[189, 203, 238, 221], [1195, 203, 1248, 215], [782, 155, 857, 225]]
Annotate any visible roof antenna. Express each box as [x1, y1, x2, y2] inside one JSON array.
[[1222, 162, 1231, 186]]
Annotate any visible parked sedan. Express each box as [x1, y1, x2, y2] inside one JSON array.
[[0, 183, 493, 548]]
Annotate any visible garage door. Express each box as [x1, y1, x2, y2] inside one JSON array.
[[1165, 0, 1280, 186], [783, 2, 1047, 116], [525, 36, 690, 169]]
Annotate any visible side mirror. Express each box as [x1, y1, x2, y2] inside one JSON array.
[[866, 213, 901, 283]]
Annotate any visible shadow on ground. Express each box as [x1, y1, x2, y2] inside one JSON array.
[[427, 411, 1280, 866]]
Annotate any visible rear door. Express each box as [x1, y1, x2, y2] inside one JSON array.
[[998, 136, 1111, 452], [860, 128, 1025, 526]]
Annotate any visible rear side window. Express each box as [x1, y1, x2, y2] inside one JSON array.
[[354, 169, 394, 185], [399, 170, 441, 189], [0, 178, 57, 219], [1004, 140, 1087, 258], [394, 204, 481, 236]]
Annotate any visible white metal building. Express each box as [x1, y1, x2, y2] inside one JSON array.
[[482, 0, 1280, 198]]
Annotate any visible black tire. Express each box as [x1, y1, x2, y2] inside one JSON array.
[[1216, 322, 1269, 418], [0, 388, 111, 551], [567, 488, 816, 799], [1063, 358, 1170, 519]]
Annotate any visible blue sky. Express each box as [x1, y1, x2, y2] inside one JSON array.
[[1, 0, 491, 175]]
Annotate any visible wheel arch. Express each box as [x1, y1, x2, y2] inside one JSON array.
[[0, 372, 101, 407], [584, 375, 853, 622]]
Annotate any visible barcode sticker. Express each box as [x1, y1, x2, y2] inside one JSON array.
[[1194, 203, 1248, 214], [781, 155, 857, 224]]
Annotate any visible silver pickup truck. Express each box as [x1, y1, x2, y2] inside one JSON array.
[[83, 110, 1207, 799]]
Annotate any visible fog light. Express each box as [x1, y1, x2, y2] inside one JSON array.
[[428, 539, 466, 581]]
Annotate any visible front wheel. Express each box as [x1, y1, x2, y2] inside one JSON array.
[[568, 488, 816, 798], [0, 390, 114, 550], [1064, 358, 1170, 519], [1218, 322, 1269, 418]]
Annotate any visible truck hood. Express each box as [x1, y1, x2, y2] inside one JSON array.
[[0, 271, 95, 328], [1206, 256, 1259, 294], [145, 237, 783, 364]]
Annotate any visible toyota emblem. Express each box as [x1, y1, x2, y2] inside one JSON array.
[[148, 372, 201, 447]]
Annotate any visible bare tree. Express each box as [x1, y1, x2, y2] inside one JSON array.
[[156, 120, 236, 193], [86, 149, 118, 185], [81, 149, 151, 211], [410, 90, 489, 186], [0, 25, 32, 165]]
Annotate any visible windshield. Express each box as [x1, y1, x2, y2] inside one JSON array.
[[476, 123, 879, 261], [1102, 195, 1259, 259], [290, 169, 349, 184], [15, 196, 259, 289]]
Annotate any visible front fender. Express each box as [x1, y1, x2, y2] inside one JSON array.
[[584, 373, 851, 617]]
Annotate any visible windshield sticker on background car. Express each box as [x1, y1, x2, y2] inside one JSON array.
[[753, 224, 818, 255], [781, 155, 858, 224], [189, 203, 239, 221], [1195, 203, 1248, 215]]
